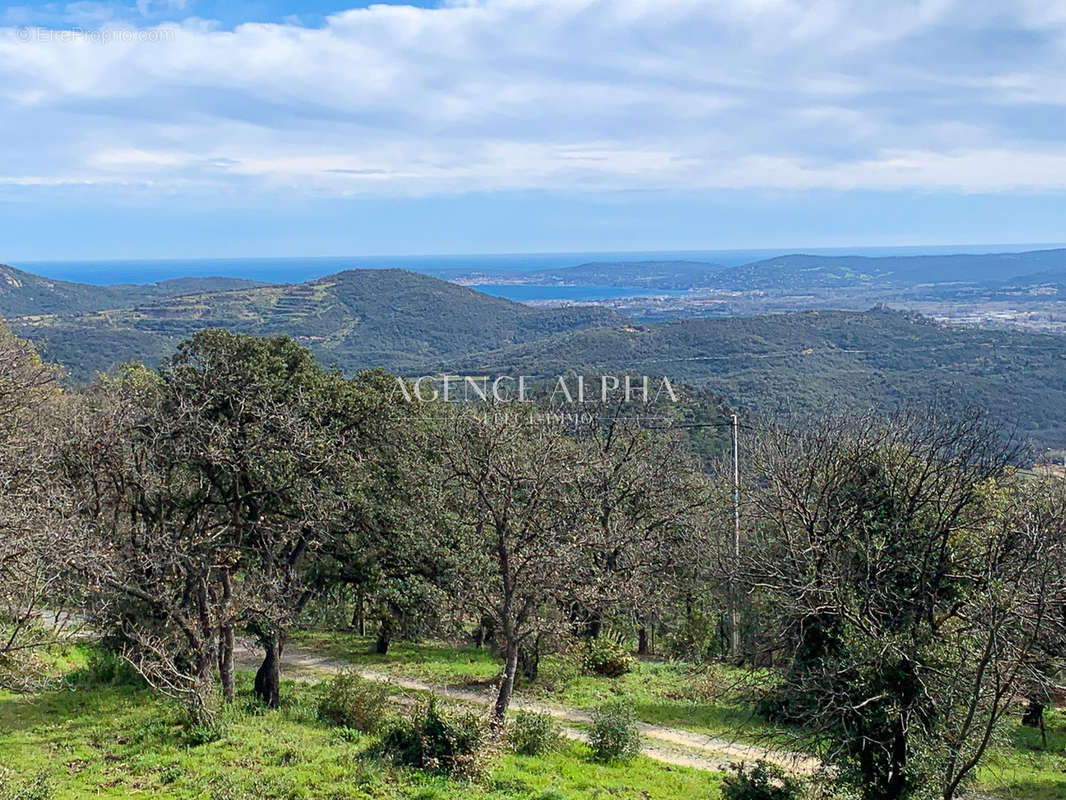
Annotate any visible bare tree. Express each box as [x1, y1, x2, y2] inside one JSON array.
[[741, 409, 1061, 800], [441, 407, 598, 722], [571, 405, 712, 649], [0, 323, 73, 688], [61, 366, 229, 723]]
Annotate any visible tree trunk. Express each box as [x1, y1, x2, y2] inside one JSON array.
[[585, 611, 602, 640], [1022, 699, 1047, 748], [351, 591, 366, 636], [637, 627, 649, 656], [493, 638, 520, 724], [375, 617, 392, 655], [218, 570, 235, 703], [218, 626, 235, 703], [254, 636, 282, 708], [1022, 699, 1044, 728], [519, 639, 540, 683], [474, 615, 494, 649]]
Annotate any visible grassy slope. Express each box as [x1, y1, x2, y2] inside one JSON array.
[[294, 632, 1066, 800], [0, 657, 721, 800]]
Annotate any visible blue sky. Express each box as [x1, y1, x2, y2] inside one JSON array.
[[2, 1, 1065, 260]]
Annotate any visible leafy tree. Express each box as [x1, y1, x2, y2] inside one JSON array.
[[316, 373, 457, 656], [571, 404, 711, 647], [61, 365, 226, 722], [154, 330, 374, 707], [65, 331, 409, 712]]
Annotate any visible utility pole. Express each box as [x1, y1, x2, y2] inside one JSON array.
[[730, 413, 741, 658]]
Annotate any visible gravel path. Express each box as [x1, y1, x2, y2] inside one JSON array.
[[234, 639, 820, 775]]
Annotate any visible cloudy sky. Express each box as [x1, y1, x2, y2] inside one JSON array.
[[2, 0, 1065, 259]]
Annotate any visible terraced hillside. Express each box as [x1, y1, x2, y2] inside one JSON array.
[[6, 269, 623, 380], [0, 263, 264, 317]]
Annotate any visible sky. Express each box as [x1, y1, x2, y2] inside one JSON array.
[[1, 1, 1065, 260]]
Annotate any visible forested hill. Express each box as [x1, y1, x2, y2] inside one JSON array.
[[434, 306, 1066, 447], [8, 262, 1066, 446], [0, 263, 266, 316], [5, 268, 624, 381]]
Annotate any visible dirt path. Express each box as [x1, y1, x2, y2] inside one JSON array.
[[235, 640, 819, 775]]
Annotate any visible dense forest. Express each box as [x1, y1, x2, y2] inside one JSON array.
[[3, 319, 1066, 800]]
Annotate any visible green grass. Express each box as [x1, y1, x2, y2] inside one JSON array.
[[296, 631, 503, 686], [292, 631, 1066, 798], [292, 631, 788, 745], [11, 637, 1066, 799], [975, 708, 1066, 800], [0, 662, 723, 800]]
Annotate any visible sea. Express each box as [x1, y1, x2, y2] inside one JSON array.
[[12, 243, 1063, 303]]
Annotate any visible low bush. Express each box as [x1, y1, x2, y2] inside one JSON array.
[[509, 710, 563, 756], [533, 653, 581, 693], [315, 670, 390, 732], [721, 761, 804, 800], [382, 699, 487, 777], [588, 699, 641, 762], [184, 718, 227, 747], [581, 637, 635, 678]]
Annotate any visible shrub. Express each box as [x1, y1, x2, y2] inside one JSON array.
[[382, 700, 487, 777], [722, 761, 804, 800], [581, 637, 635, 678], [316, 670, 390, 732], [208, 774, 301, 800], [157, 765, 183, 786], [533, 653, 581, 693], [184, 718, 227, 746], [588, 699, 641, 762], [509, 710, 563, 756]]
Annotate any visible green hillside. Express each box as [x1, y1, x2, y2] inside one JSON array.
[[6, 268, 623, 381], [435, 306, 1066, 447]]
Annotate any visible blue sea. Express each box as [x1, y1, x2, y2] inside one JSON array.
[[11, 243, 1064, 303]]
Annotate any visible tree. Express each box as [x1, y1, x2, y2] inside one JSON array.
[[571, 405, 711, 649], [64, 331, 404, 713], [741, 409, 1062, 800], [154, 330, 372, 708], [317, 373, 457, 657], [441, 406, 597, 722], [980, 476, 1066, 750], [62, 365, 227, 722], [0, 323, 70, 688]]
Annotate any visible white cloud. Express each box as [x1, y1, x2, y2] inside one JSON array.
[[1, 0, 1065, 197]]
